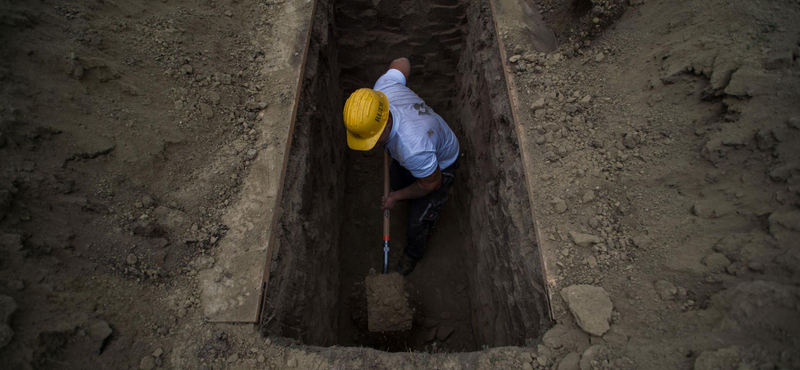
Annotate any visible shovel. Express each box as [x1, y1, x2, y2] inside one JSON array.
[[382, 151, 390, 274], [363, 151, 412, 332]]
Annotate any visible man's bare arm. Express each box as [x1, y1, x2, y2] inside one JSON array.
[[389, 57, 411, 80], [394, 167, 442, 200]]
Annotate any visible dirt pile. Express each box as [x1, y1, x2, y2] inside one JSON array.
[[365, 271, 413, 332]]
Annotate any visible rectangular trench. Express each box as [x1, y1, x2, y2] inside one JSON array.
[[261, 0, 551, 352]]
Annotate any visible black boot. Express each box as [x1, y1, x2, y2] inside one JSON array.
[[394, 253, 418, 276]]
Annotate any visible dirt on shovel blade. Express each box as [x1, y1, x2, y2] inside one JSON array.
[[365, 269, 413, 332]]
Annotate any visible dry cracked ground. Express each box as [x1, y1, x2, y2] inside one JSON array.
[[1, 0, 799, 369]]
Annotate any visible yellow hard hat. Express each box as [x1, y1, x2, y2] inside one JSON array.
[[343, 88, 390, 151]]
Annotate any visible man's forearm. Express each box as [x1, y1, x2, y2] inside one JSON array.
[[393, 180, 434, 201]]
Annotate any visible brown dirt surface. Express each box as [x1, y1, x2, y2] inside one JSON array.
[[1, 0, 799, 369], [365, 271, 413, 332]]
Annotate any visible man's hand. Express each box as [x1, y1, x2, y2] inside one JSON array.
[[381, 192, 399, 211], [381, 167, 442, 211]]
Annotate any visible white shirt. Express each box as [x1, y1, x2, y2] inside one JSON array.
[[373, 69, 460, 178]]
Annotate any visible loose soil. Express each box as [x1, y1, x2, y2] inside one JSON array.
[[365, 271, 412, 333], [1, 0, 799, 369]]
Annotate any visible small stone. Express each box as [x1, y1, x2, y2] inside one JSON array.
[[580, 345, 608, 370], [199, 103, 214, 118], [584, 256, 598, 268], [257, 355, 265, 363], [139, 356, 156, 370], [701, 253, 731, 272], [226, 354, 239, 363], [535, 109, 546, 118], [152, 348, 163, 358], [552, 197, 568, 214], [436, 325, 455, 341], [523, 362, 534, 370], [654, 280, 677, 300], [0, 295, 18, 349], [561, 285, 613, 336], [246, 149, 258, 160], [126, 254, 138, 265], [595, 53, 605, 62], [510, 55, 522, 63], [181, 64, 193, 74], [582, 190, 595, 203], [569, 231, 602, 247], [208, 91, 221, 105], [580, 95, 592, 104], [287, 357, 297, 367], [224, 10, 232, 17], [537, 355, 549, 366], [747, 261, 765, 272], [531, 98, 546, 111], [141, 195, 154, 208], [788, 117, 800, 129], [558, 352, 581, 370]]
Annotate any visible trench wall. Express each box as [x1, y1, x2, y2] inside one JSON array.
[[335, 0, 467, 112], [261, 0, 346, 345], [454, 0, 550, 346]]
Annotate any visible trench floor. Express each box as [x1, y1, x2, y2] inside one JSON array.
[[335, 147, 478, 352]]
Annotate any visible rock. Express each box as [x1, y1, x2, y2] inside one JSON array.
[[535, 109, 546, 118], [543, 324, 590, 351], [552, 197, 568, 214], [287, 357, 297, 367], [583, 256, 598, 268], [580, 95, 592, 104], [181, 64, 193, 74], [788, 117, 800, 129], [208, 91, 221, 105], [558, 352, 581, 370], [531, 98, 546, 110], [569, 231, 602, 247], [595, 53, 605, 62], [561, 285, 613, 336], [199, 103, 214, 118], [523, 362, 534, 370], [747, 261, 765, 272], [421, 317, 439, 328], [537, 355, 549, 366], [152, 348, 164, 357], [246, 149, 258, 160], [141, 195, 155, 208], [510, 55, 522, 63], [86, 320, 112, 354], [126, 254, 138, 265], [425, 327, 437, 342], [580, 345, 608, 370], [582, 190, 595, 203], [227, 354, 239, 363], [701, 253, 731, 272], [654, 280, 677, 300], [0, 295, 17, 349], [436, 325, 455, 341], [139, 356, 156, 370], [694, 346, 742, 370]]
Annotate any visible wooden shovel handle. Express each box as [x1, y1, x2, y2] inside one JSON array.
[[383, 151, 390, 240]]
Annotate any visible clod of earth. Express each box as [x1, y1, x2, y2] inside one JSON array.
[[569, 231, 602, 247], [364, 270, 412, 332], [0, 295, 17, 349], [561, 285, 613, 336]]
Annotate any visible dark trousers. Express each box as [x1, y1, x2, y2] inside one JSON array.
[[390, 157, 459, 260]]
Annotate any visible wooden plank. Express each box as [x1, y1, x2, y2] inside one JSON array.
[[197, 0, 318, 323], [487, 0, 557, 321]]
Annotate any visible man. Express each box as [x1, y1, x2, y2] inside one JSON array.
[[342, 57, 460, 276]]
